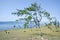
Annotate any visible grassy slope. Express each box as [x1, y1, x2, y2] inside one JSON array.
[[0, 26, 60, 40]]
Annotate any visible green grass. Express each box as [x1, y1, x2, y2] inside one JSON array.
[[0, 26, 60, 40]]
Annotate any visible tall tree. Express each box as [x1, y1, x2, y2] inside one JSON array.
[[12, 3, 50, 28]]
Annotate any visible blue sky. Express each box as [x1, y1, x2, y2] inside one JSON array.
[[0, 0, 60, 22]]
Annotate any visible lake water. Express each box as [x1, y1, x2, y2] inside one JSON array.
[[0, 21, 38, 30], [0, 21, 45, 30], [0, 21, 23, 30]]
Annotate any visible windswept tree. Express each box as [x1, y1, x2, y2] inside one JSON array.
[[52, 17, 60, 29], [44, 12, 58, 30], [12, 3, 50, 28], [45, 15, 59, 30]]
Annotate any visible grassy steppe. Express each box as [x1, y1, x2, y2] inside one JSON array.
[[0, 26, 60, 40]]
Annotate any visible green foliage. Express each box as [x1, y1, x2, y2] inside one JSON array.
[[47, 17, 52, 21], [24, 16, 32, 21], [24, 22, 28, 29], [27, 16, 32, 20], [17, 10, 29, 14], [24, 16, 32, 28], [25, 7, 36, 11], [25, 3, 37, 11], [16, 10, 29, 16], [44, 12, 50, 17]]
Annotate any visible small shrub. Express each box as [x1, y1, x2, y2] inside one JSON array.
[[55, 30, 60, 32], [24, 31, 26, 32], [4, 30, 10, 34], [40, 33, 44, 36]]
